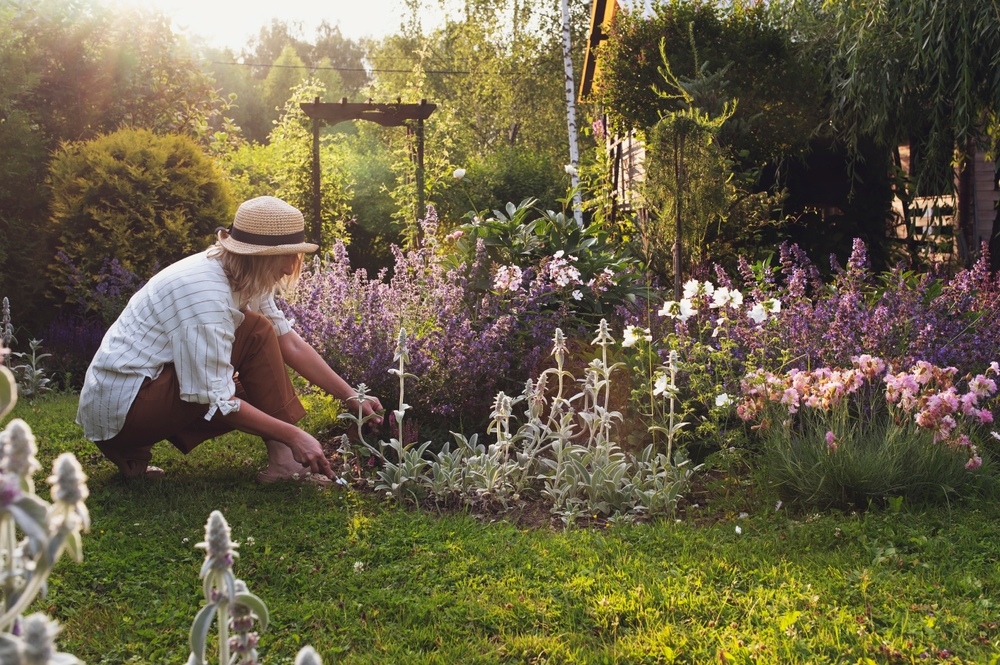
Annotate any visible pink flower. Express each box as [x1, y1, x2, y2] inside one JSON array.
[[978, 408, 994, 424], [912, 361, 934, 385], [969, 374, 996, 398], [965, 455, 982, 471], [781, 388, 800, 413], [960, 392, 980, 416], [915, 410, 937, 429], [825, 431, 838, 452]]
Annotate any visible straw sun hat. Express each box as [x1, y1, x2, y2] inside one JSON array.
[[217, 196, 319, 255]]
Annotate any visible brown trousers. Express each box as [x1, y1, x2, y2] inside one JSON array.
[[95, 311, 306, 476]]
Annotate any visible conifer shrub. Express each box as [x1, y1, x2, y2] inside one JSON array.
[[46, 128, 232, 303]]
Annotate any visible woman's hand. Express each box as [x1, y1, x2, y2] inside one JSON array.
[[285, 429, 334, 478], [347, 395, 384, 428]]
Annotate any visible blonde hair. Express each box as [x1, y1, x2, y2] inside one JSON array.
[[207, 243, 303, 301]]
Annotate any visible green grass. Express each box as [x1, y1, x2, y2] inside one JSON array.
[[7, 394, 1000, 664]]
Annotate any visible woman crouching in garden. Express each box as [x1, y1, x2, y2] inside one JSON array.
[[76, 196, 382, 483]]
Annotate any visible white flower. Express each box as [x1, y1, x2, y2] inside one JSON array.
[[659, 299, 697, 321], [295, 646, 323, 665], [992, 431, 1000, 440], [657, 300, 678, 317], [682, 279, 701, 299], [493, 265, 523, 293], [775, 500, 783, 512], [452, 168, 466, 179], [653, 373, 669, 396], [564, 164, 578, 176], [748, 303, 768, 324], [353, 561, 364, 573], [622, 325, 652, 348], [553, 250, 564, 258], [765, 298, 782, 314], [245, 536, 255, 547], [738, 512, 749, 519], [715, 393, 733, 407], [572, 290, 583, 301], [710, 286, 730, 309], [677, 299, 698, 322], [735, 526, 742, 535], [683, 280, 715, 299], [710, 286, 743, 310]]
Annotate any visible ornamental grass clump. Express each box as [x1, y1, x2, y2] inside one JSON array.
[[738, 355, 1000, 508]]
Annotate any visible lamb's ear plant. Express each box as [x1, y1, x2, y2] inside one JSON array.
[[187, 511, 269, 665], [0, 366, 88, 664], [186, 510, 327, 665], [10, 339, 51, 400], [358, 328, 432, 504]]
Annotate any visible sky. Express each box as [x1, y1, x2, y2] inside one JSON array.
[[107, 0, 451, 51]]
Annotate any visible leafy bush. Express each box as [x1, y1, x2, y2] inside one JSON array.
[[280, 216, 519, 425], [432, 146, 566, 225], [221, 80, 351, 250], [445, 198, 645, 322], [47, 128, 232, 304]]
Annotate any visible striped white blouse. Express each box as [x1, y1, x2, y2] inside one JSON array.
[[76, 250, 292, 441]]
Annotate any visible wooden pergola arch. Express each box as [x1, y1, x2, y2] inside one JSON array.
[[300, 97, 437, 246]]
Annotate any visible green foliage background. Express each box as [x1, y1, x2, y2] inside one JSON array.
[[47, 128, 232, 302]]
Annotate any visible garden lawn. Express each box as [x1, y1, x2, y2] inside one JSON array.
[[8, 394, 1000, 664]]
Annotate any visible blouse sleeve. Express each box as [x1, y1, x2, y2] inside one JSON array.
[[257, 294, 293, 336], [170, 323, 241, 420]]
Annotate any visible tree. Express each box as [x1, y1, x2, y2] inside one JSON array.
[[312, 21, 369, 96], [597, 1, 825, 167], [811, 0, 1000, 263], [261, 46, 307, 128], [0, 0, 233, 325]]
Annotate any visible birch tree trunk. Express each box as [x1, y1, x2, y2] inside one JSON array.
[[560, 0, 584, 228]]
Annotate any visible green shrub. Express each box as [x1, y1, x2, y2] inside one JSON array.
[[432, 146, 566, 226], [47, 128, 232, 303]]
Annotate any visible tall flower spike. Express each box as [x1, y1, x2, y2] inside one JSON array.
[[393, 328, 409, 364], [21, 613, 81, 665], [195, 510, 239, 604], [295, 646, 323, 665], [197, 510, 239, 571], [47, 453, 90, 532], [2, 418, 41, 481], [551, 328, 567, 360], [591, 319, 614, 347]]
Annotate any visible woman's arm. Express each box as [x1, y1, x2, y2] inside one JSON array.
[[277, 330, 384, 424], [222, 400, 333, 477]]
